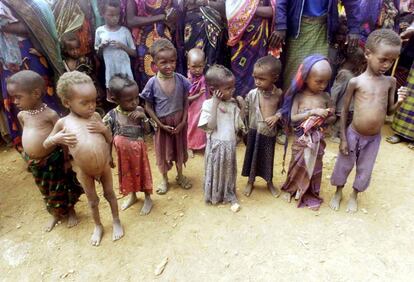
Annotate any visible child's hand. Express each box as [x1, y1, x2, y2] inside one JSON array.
[[213, 89, 224, 100], [161, 124, 175, 134], [100, 40, 110, 49], [52, 127, 78, 147], [312, 108, 330, 118], [173, 122, 185, 134], [397, 87, 409, 103], [340, 140, 349, 155], [87, 121, 107, 134], [128, 109, 146, 122], [110, 40, 125, 50], [265, 113, 281, 128]]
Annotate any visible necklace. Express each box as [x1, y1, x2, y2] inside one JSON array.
[[157, 71, 174, 80], [25, 103, 47, 115]]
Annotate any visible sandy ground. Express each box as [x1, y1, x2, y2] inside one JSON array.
[[0, 125, 414, 281]]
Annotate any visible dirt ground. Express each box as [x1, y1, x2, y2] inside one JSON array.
[[0, 125, 413, 281]]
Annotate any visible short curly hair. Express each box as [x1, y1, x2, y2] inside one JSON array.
[[108, 73, 137, 99], [149, 38, 177, 60], [366, 29, 401, 52], [205, 64, 234, 88], [56, 71, 93, 101], [254, 55, 282, 77]]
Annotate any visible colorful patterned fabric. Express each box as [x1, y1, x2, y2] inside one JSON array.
[[3, 0, 64, 76], [187, 74, 208, 150], [131, 0, 174, 89], [281, 129, 325, 210], [282, 16, 328, 91], [392, 62, 414, 141], [0, 3, 21, 71], [53, 0, 94, 56], [0, 39, 62, 149], [226, 0, 277, 97], [183, 6, 225, 67], [25, 147, 84, 217]]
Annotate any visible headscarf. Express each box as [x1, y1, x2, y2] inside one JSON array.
[[281, 54, 328, 171]]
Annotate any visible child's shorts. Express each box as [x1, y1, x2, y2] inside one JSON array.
[[330, 126, 381, 192]]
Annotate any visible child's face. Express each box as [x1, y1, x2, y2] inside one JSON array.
[[116, 85, 139, 112], [253, 66, 277, 91], [366, 43, 401, 76], [65, 83, 97, 118], [154, 49, 177, 76], [335, 24, 348, 47], [64, 39, 81, 59], [187, 56, 205, 77], [217, 77, 235, 101], [7, 83, 40, 111], [306, 61, 332, 94], [103, 5, 120, 27]]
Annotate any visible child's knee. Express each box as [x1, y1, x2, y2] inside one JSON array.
[[88, 198, 100, 209], [103, 190, 116, 202]]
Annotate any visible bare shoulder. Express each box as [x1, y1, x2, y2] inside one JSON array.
[[93, 112, 102, 121], [45, 108, 60, 121], [275, 87, 283, 98], [17, 111, 26, 121], [386, 76, 396, 87]]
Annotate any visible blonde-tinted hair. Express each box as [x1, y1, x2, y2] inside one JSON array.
[[56, 71, 93, 101]]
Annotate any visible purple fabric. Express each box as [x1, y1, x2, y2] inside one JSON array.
[[303, 0, 329, 17], [330, 126, 381, 192], [140, 73, 190, 118]]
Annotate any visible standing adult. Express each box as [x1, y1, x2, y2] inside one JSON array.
[[387, 23, 414, 149], [180, 0, 226, 69], [126, 0, 180, 90], [273, 0, 360, 90], [226, 0, 278, 97], [0, 0, 64, 149]]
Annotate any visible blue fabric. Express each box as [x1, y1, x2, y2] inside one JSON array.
[[276, 0, 360, 43], [303, 0, 329, 17]]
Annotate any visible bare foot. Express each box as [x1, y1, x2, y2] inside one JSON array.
[[243, 183, 253, 197], [156, 181, 168, 195], [346, 193, 358, 213], [188, 149, 194, 158], [67, 208, 78, 228], [91, 224, 104, 246], [45, 215, 59, 232], [121, 193, 138, 211], [284, 193, 292, 203], [329, 188, 343, 211], [230, 203, 241, 213], [140, 195, 153, 215], [267, 182, 281, 198], [112, 219, 124, 241]]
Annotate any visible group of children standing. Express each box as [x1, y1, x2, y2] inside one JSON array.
[[6, 23, 407, 246]]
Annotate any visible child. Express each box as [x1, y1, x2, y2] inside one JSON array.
[[44, 71, 124, 246], [239, 55, 283, 197], [330, 48, 366, 143], [95, 0, 136, 102], [61, 32, 105, 115], [6, 70, 83, 232], [103, 74, 153, 215], [198, 65, 246, 212], [187, 48, 209, 158], [330, 29, 407, 213], [140, 38, 192, 194], [281, 55, 335, 210]]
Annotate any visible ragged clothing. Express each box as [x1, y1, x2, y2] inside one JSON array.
[[25, 147, 83, 217], [199, 98, 245, 204], [331, 125, 381, 192], [241, 88, 279, 183], [281, 119, 327, 210], [104, 106, 153, 195]]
